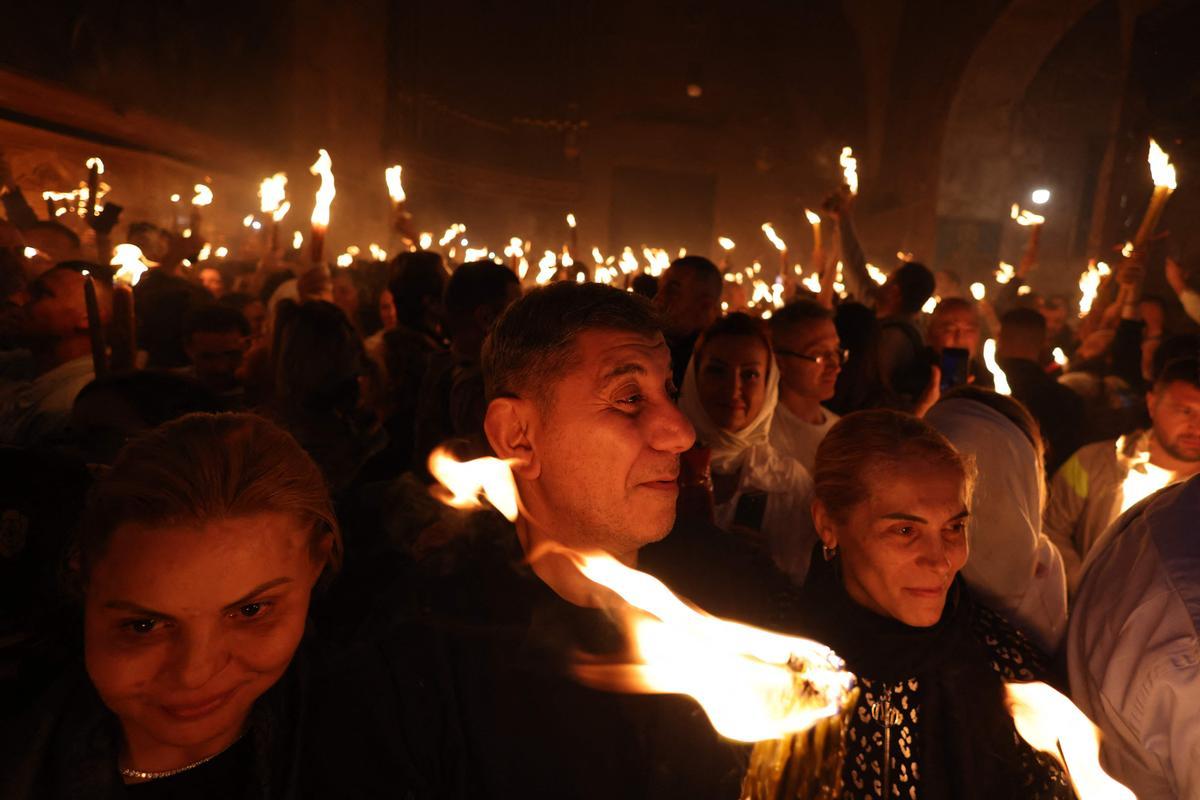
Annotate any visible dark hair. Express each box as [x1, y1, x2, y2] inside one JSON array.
[[631, 273, 659, 299], [892, 261, 936, 315], [273, 300, 366, 414], [388, 251, 448, 329], [219, 292, 260, 314], [666, 255, 722, 295], [814, 409, 975, 523], [74, 412, 341, 586], [940, 385, 1044, 464], [184, 304, 251, 339], [26, 220, 81, 250], [769, 298, 832, 335], [1000, 307, 1047, 347], [696, 312, 772, 363], [1152, 335, 1200, 382], [1154, 356, 1200, 390], [482, 281, 664, 403], [259, 270, 296, 305], [444, 260, 519, 318]]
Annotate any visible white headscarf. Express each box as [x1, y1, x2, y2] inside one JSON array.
[[925, 397, 1068, 653], [677, 347, 781, 473]]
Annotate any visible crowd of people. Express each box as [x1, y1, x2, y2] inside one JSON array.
[[0, 163, 1198, 800]]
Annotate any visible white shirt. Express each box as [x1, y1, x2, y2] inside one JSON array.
[[769, 402, 839, 474], [1069, 477, 1200, 799]]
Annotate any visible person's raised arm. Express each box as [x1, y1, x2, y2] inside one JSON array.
[[827, 191, 873, 304]]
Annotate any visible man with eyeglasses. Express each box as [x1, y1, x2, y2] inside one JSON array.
[[767, 299, 843, 472]]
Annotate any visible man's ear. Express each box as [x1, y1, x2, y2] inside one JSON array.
[[811, 499, 839, 550], [484, 397, 540, 480]]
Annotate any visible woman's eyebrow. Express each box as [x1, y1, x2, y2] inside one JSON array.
[[103, 600, 173, 618], [223, 577, 294, 609]]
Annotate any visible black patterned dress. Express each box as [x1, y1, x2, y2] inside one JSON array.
[[838, 604, 1074, 799]]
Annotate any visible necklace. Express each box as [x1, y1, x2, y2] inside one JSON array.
[[119, 733, 245, 782]]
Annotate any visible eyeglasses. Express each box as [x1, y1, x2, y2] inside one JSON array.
[[775, 348, 849, 367]]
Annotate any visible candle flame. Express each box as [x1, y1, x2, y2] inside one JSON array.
[[536, 250, 559, 285], [805, 209, 821, 226], [215, 246, 229, 258], [259, 173, 288, 214], [1031, 188, 1051, 205], [866, 263, 888, 286], [425, 449, 856, 744], [198, 243, 212, 261], [309, 149, 336, 227], [385, 165, 406, 203], [191, 184, 213, 207], [591, 246, 604, 264], [242, 214, 255, 228], [1052, 347, 1068, 367], [995, 262, 1016, 285], [1077, 260, 1111, 318], [619, 247, 639, 275], [970, 282, 986, 301], [439, 224, 465, 248], [1011, 204, 1045, 226], [1121, 241, 1134, 258], [566, 212, 577, 229], [23, 246, 38, 259], [272, 200, 291, 222], [369, 243, 388, 261], [86, 157, 105, 174], [419, 232, 433, 250], [761, 223, 786, 252], [839, 146, 859, 195], [1117, 435, 1175, 513], [292, 231, 303, 249], [336, 253, 354, 268], [170, 193, 181, 203], [717, 236, 735, 251], [110, 243, 158, 286], [1006, 682, 1135, 799], [983, 338, 1011, 395], [1147, 138, 1177, 191], [922, 296, 939, 315], [801, 272, 822, 293]]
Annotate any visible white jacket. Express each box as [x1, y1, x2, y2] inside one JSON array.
[[1068, 477, 1200, 800], [925, 398, 1068, 654]]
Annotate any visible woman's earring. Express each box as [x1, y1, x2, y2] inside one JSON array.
[[822, 544, 838, 561]]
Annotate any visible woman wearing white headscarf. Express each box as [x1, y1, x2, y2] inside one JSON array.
[[925, 386, 1068, 654], [677, 313, 816, 583]]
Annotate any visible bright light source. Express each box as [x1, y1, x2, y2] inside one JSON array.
[[1031, 188, 1051, 205]]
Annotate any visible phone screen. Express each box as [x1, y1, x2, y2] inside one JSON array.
[[939, 347, 970, 392]]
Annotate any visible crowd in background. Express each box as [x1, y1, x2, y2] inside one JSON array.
[[1, 163, 1199, 800]]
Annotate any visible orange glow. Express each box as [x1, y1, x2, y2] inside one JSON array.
[[1117, 435, 1174, 513], [427, 447, 519, 521], [110, 243, 158, 286]]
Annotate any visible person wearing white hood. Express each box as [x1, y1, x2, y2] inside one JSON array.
[[677, 312, 817, 583], [924, 386, 1068, 654]]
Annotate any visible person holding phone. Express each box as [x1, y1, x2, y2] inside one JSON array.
[[677, 313, 817, 583], [927, 298, 992, 391]]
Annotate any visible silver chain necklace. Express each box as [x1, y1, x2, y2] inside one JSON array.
[[119, 733, 245, 782]]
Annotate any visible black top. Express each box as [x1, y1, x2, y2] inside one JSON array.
[[123, 735, 254, 799], [998, 357, 1085, 475]]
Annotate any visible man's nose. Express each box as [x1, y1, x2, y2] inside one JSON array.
[[648, 398, 696, 454]]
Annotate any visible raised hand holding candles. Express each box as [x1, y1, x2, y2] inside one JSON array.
[[1133, 138, 1177, 249]]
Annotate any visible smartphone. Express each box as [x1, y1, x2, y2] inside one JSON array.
[[939, 347, 971, 392]]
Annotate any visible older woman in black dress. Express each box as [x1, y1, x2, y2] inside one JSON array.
[[800, 409, 1074, 799]]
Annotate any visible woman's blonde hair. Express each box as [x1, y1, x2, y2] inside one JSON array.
[[74, 412, 341, 584], [814, 409, 975, 523]]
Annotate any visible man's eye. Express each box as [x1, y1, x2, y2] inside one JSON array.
[[236, 602, 271, 620], [617, 393, 645, 407], [123, 618, 160, 635], [894, 526, 915, 537]]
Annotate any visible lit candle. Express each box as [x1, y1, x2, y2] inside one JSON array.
[[308, 149, 336, 264], [385, 164, 414, 244], [1132, 138, 1177, 249], [839, 147, 858, 196], [259, 173, 288, 255], [190, 183, 213, 241], [566, 212, 579, 261], [85, 157, 104, 219], [761, 223, 787, 277], [805, 209, 822, 258], [81, 270, 108, 378]]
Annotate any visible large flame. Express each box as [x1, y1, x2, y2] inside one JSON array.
[[839, 146, 859, 195], [1077, 261, 1111, 318], [309, 149, 336, 227], [1147, 139, 1177, 191], [259, 173, 288, 215], [982, 338, 1011, 395], [110, 243, 158, 286], [761, 223, 786, 252], [1006, 682, 1135, 799], [385, 165, 406, 203], [1117, 435, 1174, 513], [425, 449, 856, 744], [191, 183, 213, 207]]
